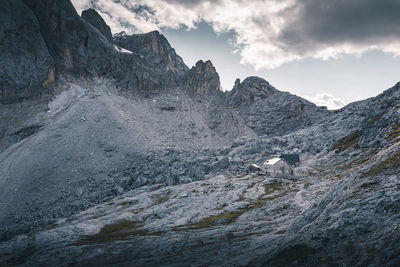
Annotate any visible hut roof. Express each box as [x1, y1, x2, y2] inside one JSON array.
[[264, 158, 282, 165], [280, 154, 300, 165]]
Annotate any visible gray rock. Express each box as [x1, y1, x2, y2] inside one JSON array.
[[183, 60, 221, 94], [225, 76, 331, 136], [210, 157, 230, 173], [113, 30, 188, 77], [81, 8, 113, 43], [0, 0, 54, 104]]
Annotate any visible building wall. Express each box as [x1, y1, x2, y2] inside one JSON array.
[[266, 160, 292, 178]]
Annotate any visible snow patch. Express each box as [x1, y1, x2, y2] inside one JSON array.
[[114, 45, 133, 54]]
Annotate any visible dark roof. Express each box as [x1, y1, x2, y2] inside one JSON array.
[[280, 154, 300, 165]]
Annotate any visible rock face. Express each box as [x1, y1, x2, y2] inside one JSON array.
[[184, 60, 221, 94], [226, 76, 276, 107], [113, 31, 188, 77], [23, 0, 94, 75], [1, 1, 400, 266], [225, 76, 330, 136], [0, 0, 54, 103], [81, 8, 113, 43]]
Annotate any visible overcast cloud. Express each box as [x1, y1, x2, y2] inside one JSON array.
[[72, 0, 400, 70]]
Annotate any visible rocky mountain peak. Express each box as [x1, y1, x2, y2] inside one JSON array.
[[184, 60, 221, 94], [226, 76, 276, 107], [81, 8, 113, 43], [225, 76, 329, 136], [113, 30, 188, 77]]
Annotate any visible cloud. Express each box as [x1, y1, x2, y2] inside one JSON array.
[[303, 93, 346, 110], [71, 0, 400, 69]]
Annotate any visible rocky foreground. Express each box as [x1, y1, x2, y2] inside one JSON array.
[[0, 0, 399, 266]]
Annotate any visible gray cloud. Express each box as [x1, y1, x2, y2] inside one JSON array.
[[282, 0, 400, 47], [71, 0, 400, 69]]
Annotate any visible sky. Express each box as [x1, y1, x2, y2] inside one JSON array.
[[72, 0, 400, 109]]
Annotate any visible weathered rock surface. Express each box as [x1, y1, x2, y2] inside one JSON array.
[[113, 30, 188, 77], [225, 76, 330, 136], [81, 8, 113, 43], [184, 60, 222, 94], [0, 0, 399, 265], [0, 80, 254, 240], [0, 0, 54, 103]]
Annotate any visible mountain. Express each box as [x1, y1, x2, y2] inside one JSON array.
[[0, 1, 399, 266], [81, 8, 113, 43], [225, 76, 330, 136], [183, 60, 222, 94]]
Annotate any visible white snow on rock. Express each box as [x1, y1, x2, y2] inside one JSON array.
[[114, 44, 133, 54]]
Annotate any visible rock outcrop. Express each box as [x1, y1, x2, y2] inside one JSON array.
[[0, 0, 54, 103], [183, 60, 221, 94], [225, 76, 330, 136], [81, 8, 113, 43], [113, 31, 188, 77]]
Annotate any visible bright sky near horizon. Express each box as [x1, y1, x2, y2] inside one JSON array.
[[72, 0, 400, 109]]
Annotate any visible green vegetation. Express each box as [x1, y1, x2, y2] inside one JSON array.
[[368, 115, 382, 124], [333, 130, 361, 152], [362, 151, 400, 177], [174, 211, 245, 231], [156, 196, 169, 204], [387, 123, 400, 141], [264, 183, 281, 195], [248, 181, 257, 189], [174, 183, 284, 231], [336, 149, 379, 171], [359, 180, 380, 189], [79, 221, 162, 244]]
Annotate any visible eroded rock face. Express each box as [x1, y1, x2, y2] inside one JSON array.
[[22, 0, 92, 75], [0, 0, 54, 103], [225, 76, 330, 136], [183, 60, 221, 94], [113, 31, 188, 77], [81, 8, 113, 43], [226, 76, 276, 107]]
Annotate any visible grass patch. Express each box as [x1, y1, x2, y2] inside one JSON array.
[[333, 130, 361, 152], [156, 197, 169, 204], [362, 151, 400, 177], [175, 184, 286, 231], [236, 173, 248, 179], [368, 115, 382, 124], [174, 211, 246, 231], [387, 123, 400, 141], [264, 183, 281, 195], [248, 182, 257, 189], [360, 180, 380, 189], [77, 221, 162, 244], [174, 182, 287, 232]]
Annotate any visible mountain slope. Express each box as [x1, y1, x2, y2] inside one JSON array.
[[0, 0, 399, 265]]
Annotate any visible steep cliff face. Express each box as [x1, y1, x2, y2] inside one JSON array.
[[0, 0, 54, 103], [81, 8, 113, 43], [23, 0, 93, 74], [183, 60, 221, 94], [225, 76, 330, 136], [1, 1, 190, 104], [113, 31, 188, 77]]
